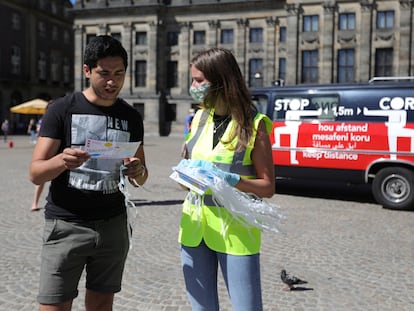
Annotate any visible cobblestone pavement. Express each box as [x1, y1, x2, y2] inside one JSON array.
[[1, 133, 414, 311]]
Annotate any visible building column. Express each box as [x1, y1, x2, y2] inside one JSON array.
[[98, 23, 107, 36], [73, 24, 84, 91], [148, 21, 158, 93], [359, 1, 374, 80], [122, 22, 133, 95], [399, 0, 413, 76], [179, 22, 191, 95], [286, 3, 300, 84], [265, 17, 278, 86], [322, 3, 336, 83], [236, 18, 248, 78], [208, 20, 219, 48]]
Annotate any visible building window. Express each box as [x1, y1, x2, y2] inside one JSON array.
[[337, 49, 355, 83], [51, 51, 61, 82], [111, 33, 121, 42], [38, 21, 46, 37], [167, 61, 178, 88], [38, 52, 47, 81], [220, 29, 234, 44], [39, 0, 46, 10], [52, 26, 58, 41], [63, 57, 70, 84], [302, 50, 318, 83], [39, 0, 46, 9], [11, 13, 21, 30], [375, 48, 393, 76], [133, 103, 145, 120], [11, 46, 21, 75], [303, 15, 319, 32], [64, 30, 70, 45], [249, 58, 263, 87], [167, 31, 178, 46], [279, 26, 286, 42], [86, 34, 96, 45], [249, 27, 263, 43], [251, 94, 268, 114], [136, 32, 147, 45], [338, 13, 355, 30], [135, 60, 147, 87], [278, 58, 286, 81], [377, 11, 394, 29], [193, 31, 205, 45], [51, 2, 57, 14]]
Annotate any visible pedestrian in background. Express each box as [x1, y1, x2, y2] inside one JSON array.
[[184, 108, 195, 138], [27, 118, 37, 144], [1, 119, 9, 142], [30, 100, 54, 212], [31, 182, 45, 212], [29, 35, 148, 311], [36, 117, 42, 138], [178, 47, 274, 310]]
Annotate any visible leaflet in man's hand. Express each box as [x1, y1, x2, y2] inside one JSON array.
[[85, 139, 141, 159]]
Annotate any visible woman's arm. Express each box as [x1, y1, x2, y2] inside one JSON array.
[[234, 120, 275, 198]]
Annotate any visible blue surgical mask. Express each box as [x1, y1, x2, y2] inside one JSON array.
[[189, 83, 210, 103]]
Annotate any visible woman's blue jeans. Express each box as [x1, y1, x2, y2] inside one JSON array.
[[181, 241, 263, 311]]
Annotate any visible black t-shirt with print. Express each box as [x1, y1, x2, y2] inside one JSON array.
[[39, 92, 144, 221]]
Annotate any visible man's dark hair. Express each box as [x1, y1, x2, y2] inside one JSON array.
[[84, 35, 128, 70]]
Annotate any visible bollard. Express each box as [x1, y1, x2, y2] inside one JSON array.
[[8, 140, 13, 148]]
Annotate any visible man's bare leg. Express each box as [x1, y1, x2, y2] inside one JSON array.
[[39, 300, 73, 311], [85, 289, 114, 311]]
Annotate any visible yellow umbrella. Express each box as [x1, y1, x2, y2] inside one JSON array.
[[10, 98, 48, 115]]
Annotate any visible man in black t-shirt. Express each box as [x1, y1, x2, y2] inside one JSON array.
[[29, 35, 148, 311]]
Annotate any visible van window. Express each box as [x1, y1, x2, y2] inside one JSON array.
[[272, 94, 339, 121], [251, 94, 268, 114]]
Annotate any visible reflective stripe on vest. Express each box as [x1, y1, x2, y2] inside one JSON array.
[[186, 110, 208, 159]]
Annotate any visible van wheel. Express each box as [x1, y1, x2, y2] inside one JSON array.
[[372, 167, 414, 210]]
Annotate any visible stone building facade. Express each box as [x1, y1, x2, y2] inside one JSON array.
[[0, 0, 74, 133], [71, 0, 414, 134]]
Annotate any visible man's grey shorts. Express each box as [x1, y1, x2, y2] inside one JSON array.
[[37, 213, 130, 305]]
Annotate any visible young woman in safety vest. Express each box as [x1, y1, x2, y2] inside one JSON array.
[[179, 47, 275, 310]]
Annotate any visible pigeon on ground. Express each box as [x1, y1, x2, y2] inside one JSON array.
[[280, 269, 307, 290]]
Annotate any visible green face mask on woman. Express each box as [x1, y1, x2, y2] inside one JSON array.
[[189, 83, 210, 103]]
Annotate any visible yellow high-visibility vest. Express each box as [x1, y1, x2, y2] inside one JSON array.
[[178, 108, 272, 255]]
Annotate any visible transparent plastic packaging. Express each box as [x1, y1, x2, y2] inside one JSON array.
[[171, 160, 285, 233]]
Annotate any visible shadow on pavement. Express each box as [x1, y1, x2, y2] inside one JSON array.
[[275, 178, 376, 204], [289, 286, 314, 291], [132, 199, 183, 206]]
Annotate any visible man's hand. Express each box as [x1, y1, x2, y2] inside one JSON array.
[[62, 148, 90, 169], [123, 158, 146, 187], [122, 158, 145, 179]]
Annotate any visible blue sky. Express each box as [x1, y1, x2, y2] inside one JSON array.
[[71, 0, 75, 4]]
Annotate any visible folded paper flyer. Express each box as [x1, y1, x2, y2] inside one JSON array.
[[84, 139, 141, 159], [170, 166, 212, 195]]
